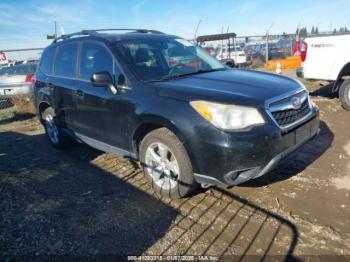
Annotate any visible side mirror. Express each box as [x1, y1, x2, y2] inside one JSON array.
[[90, 71, 113, 87]]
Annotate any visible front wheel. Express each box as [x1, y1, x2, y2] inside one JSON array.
[[340, 79, 350, 111], [139, 128, 197, 198]]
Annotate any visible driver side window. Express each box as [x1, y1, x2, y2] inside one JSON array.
[[80, 42, 113, 81]]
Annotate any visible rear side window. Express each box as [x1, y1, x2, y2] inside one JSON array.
[[79, 42, 113, 80], [40, 46, 55, 75], [54, 43, 78, 78]]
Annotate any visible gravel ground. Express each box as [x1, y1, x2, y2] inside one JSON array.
[[0, 69, 350, 261]]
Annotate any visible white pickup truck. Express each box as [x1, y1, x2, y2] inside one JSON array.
[[297, 34, 350, 111], [216, 46, 247, 67]]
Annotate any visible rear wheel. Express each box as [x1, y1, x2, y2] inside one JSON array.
[[340, 79, 350, 111], [225, 60, 235, 68], [139, 128, 197, 198], [42, 107, 72, 149]]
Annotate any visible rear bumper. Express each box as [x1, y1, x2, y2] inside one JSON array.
[[0, 85, 32, 98], [191, 110, 320, 187]]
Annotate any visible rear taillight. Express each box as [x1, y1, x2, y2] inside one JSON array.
[[25, 74, 33, 83], [300, 41, 308, 62]]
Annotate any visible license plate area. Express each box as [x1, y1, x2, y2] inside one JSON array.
[[295, 121, 312, 145]]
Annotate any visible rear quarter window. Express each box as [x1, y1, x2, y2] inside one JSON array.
[[40, 46, 56, 75], [54, 43, 78, 78]]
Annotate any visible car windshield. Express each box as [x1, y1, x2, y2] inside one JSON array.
[[115, 38, 225, 82]]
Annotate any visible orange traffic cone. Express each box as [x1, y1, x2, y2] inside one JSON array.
[[276, 61, 282, 74]]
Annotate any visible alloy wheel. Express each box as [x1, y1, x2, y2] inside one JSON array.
[[145, 142, 180, 190]]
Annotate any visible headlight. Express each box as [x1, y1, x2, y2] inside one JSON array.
[[190, 101, 265, 131]]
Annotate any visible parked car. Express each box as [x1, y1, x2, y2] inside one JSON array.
[[297, 34, 350, 111], [216, 46, 247, 67], [34, 29, 320, 198], [0, 63, 37, 98]]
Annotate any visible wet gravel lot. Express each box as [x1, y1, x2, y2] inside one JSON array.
[[1, 70, 350, 261]]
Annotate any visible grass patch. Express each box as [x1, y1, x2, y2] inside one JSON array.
[[0, 111, 15, 121]]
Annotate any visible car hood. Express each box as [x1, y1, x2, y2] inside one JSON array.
[[153, 69, 304, 107]]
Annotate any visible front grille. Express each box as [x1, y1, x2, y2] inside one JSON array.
[[271, 99, 310, 126]]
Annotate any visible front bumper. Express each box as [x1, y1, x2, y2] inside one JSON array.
[[191, 110, 320, 187]]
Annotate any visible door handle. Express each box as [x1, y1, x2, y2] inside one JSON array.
[[75, 89, 84, 98]]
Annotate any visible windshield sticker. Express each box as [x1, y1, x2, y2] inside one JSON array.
[[175, 39, 194, 47]]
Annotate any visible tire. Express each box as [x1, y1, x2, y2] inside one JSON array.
[[340, 79, 350, 111], [139, 128, 197, 198], [225, 60, 235, 68], [42, 107, 72, 149]]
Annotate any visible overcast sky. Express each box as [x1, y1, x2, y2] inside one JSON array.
[[1, 0, 349, 59]]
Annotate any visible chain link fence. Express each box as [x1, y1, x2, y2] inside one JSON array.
[[0, 98, 14, 110], [198, 33, 299, 67], [237, 34, 297, 63]]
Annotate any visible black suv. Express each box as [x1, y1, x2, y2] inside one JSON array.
[[34, 29, 320, 198]]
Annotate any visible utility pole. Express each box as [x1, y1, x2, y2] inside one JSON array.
[[226, 26, 231, 59], [46, 21, 58, 40], [194, 19, 201, 43], [221, 26, 224, 48], [265, 23, 274, 63], [54, 21, 57, 38]]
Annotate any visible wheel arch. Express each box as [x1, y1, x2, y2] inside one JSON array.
[[131, 116, 188, 158], [38, 101, 51, 122], [333, 62, 350, 93]]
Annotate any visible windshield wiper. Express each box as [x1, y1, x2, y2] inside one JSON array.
[[145, 75, 179, 82], [176, 68, 226, 77], [145, 68, 226, 83]]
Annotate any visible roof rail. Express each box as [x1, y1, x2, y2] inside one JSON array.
[[53, 28, 164, 42], [88, 28, 164, 34]]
